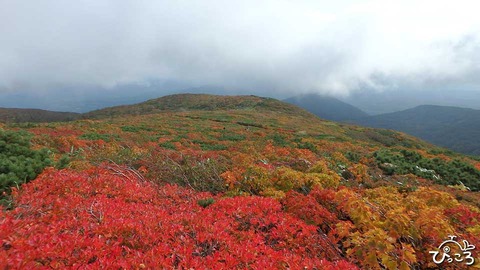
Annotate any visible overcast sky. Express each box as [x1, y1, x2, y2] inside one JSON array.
[[1, 0, 480, 98]]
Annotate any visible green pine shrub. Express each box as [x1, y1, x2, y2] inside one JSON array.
[[0, 129, 52, 204]]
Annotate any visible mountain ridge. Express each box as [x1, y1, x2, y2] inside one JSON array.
[[353, 105, 480, 155], [2, 93, 480, 156], [0, 93, 316, 123], [281, 94, 480, 156], [82, 93, 317, 119], [0, 107, 80, 123]]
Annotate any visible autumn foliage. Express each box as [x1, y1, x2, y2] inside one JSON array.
[[1, 96, 480, 268], [0, 167, 357, 269]]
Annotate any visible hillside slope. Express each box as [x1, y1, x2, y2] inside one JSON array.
[[0, 108, 80, 123], [354, 105, 480, 155], [2, 94, 480, 269], [284, 94, 369, 121], [83, 93, 314, 119]]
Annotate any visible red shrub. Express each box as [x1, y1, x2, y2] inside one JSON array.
[[0, 167, 357, 269]]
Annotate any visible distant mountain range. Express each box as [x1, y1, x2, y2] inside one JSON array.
[[2, 92, 480, 156], [284, 94, 480, 156], [353, 105, 480, 156], [341, 88, 480, 115]]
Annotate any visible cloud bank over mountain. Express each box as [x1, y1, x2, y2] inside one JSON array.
[[1, 0, 479, 97]]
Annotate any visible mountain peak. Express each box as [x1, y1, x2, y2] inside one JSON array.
[[83, 93, 314, 119]]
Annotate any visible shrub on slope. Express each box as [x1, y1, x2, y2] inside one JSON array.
[[0, 167, 356, 269], [0, 129, 52, 204]]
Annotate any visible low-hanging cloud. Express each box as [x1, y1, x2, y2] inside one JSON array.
[[1, 0, 479, 97]]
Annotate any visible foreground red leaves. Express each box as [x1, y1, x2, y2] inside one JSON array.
[[0, 167, 356, 269]]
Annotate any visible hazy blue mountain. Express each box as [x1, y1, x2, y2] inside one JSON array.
[[284, 94, 369, 121], [353, 105, 480, 155], [341, 88, 480, 115]]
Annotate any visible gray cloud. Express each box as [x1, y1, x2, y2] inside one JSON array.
[[1, 0, 480, 97]]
